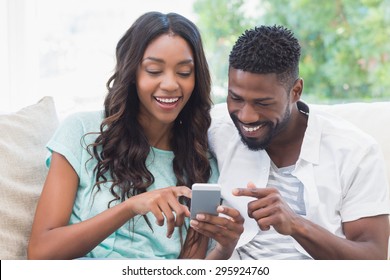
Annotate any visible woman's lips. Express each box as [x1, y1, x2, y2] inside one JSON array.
[[154, 96, 181, 109]]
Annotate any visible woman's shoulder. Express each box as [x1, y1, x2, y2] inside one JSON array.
[[60, 110, 104, 133], [62, 110, 104, 123]]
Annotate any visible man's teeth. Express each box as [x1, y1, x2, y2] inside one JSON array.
[[243, 125, 262, 132], [155, 97, 179, 103]]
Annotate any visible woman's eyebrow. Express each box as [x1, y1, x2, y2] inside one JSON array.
[[142, 57, 194, 65], [142, 56, 164, 63]]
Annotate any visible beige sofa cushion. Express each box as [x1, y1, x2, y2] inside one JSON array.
[[0, 96, 59, 259]]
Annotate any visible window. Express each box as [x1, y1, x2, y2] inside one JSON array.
[[1, 0, 196, 117]]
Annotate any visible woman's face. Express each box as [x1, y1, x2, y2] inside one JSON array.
[[136, 33, 195, 129]]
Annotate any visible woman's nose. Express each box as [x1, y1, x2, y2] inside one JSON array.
[[160, 72, 179, 92]]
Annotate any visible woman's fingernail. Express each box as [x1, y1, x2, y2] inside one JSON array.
[[196, 214, 205, 220]]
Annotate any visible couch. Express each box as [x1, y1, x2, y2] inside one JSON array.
[[0, 96, 389, 259]]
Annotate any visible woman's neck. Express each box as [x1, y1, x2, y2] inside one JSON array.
[[142, 122, 173, 151]]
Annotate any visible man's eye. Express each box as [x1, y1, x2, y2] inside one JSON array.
[[229, 95, 241, 101], [255, 102, 270, 107]]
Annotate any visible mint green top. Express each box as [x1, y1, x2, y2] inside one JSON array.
[[46, 111, 219, 259]]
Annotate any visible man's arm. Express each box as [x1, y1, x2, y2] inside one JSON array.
[[291, 213, 389, 259], [233, 185, 389, 259]]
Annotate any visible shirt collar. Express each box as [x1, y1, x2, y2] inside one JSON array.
[[297, 101, 322, 165]]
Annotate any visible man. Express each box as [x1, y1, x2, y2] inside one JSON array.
[[208, 25, 390, 259]]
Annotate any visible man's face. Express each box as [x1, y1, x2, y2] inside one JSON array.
[[227, 69, 292, 151]]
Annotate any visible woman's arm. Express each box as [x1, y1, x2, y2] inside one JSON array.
[[28, 152, 192, 259], [27, 152, 137, 259]]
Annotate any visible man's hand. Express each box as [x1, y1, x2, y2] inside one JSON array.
[[190, 205, 244, 259], [233, 182, 301, 235]]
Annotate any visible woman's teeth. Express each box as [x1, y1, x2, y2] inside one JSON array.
[[155, 97, 179, 104]]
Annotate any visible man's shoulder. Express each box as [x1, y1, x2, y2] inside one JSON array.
[[309, 106, 377, 147], [210, 103, 234, 127], [209, 103, 237, 138]]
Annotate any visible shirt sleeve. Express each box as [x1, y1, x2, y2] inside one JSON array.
[[45, 113, 88, 177], [341, 141, 390, 222]]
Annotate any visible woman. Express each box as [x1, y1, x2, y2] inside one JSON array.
[[27, 11, 243, 259]]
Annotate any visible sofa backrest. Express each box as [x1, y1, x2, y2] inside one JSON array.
[[310, 102, 390, 183]]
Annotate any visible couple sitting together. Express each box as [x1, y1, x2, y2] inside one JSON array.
[[27, 11, 389, 260]]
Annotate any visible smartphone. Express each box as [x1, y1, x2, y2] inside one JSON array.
[[190, 183, 221, 219]]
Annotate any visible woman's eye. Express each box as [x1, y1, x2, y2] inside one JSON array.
[[146, 69, 161, 75], [178, 72, 191, 77]]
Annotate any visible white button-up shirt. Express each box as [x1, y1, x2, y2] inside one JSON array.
[[208, 102, 390, 256]]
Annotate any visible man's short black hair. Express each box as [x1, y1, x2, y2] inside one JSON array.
[[229, 25, 301, 89]]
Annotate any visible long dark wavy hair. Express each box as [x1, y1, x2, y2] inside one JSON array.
[[86, 11, 213, 255]]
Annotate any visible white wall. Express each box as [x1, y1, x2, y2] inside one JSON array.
[[0, 0, 40, 112], [0, 0, 10, 111], [0, 0, 196, 116]]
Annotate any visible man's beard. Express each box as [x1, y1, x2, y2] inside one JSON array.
[[230, 105, 291, 151]]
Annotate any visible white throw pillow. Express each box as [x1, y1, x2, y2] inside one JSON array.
[[0, 96, 59, 259]]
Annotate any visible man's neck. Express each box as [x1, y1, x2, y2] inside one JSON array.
[[266, 108, 308, 168]]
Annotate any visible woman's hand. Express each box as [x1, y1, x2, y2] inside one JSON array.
[[189, 206, 244, 259], [126, 186, 192, 238]]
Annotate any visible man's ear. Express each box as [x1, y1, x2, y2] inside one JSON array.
[[291, 78, 303, 102]]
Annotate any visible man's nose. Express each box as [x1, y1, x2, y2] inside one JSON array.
[[237, 104, 259, 124]]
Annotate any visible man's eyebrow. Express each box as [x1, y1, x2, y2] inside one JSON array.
[[228, 90, 274, 102], [228, 89, 239, 96], [253, 97, 274, 102]]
